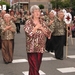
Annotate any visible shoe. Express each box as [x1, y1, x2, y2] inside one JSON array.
[[55, 57, 63, 60], [45, 50, 48, 52], [59, 58, 63, 60], [4, 62, 9, 64], [8, 62, 12, 63]]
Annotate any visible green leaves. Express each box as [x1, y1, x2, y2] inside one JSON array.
[[39, 4, 44, 9], [0, 1, 10, 12]]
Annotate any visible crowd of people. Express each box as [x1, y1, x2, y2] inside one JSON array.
[[0, 4, 75, 75]]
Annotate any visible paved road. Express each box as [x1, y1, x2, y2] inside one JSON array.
[[0, 25, 75, 75]]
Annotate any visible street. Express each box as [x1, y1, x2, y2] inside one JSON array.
[[0, 25, 75, 75]]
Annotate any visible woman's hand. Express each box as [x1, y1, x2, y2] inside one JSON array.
[[48, 20, 54, 26], [32, 23, 42, 33], [39, 26, 51, 39], [6, 25, 11, 30], [3, 25, 11, 32]]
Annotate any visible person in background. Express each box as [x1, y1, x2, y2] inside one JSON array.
[[71, 16, 75, 37], [0, 10, 6, 49], [24, 5, 51, 75], [14, 11, 21, 33], [46, 11, 56, 52], [24, 10, 31, 22], [0, 14, 16, 64], [0, 12, 2, 49], [49, 10, 66, 60], [9, 10, 16, 50], [9, 10, 15, 22]]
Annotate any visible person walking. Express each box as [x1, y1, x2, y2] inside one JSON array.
[[46, 11, 56, 52], [14, 11, 21, 33], [24, 5, 51, 75], [0, 14, 16, 64], [0, 12, 2, 49], [49, 10, 66, 60], [0, 10, 6, 49]]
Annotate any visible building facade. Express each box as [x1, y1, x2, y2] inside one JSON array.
[[12, 0, 52, 11], [1, 0, 10, 4]]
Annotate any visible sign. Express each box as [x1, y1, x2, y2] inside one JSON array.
[[64, 13, 72, 24], [2, 5, 6, 10], [0, 5, 2, 10]]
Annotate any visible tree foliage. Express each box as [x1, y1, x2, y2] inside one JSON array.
[[50, 0, 73, 9], [50, 0, 75, 15], [39, 4, 44, 9], [0, 1, 10, 12]]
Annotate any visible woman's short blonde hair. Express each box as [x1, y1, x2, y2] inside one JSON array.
[[30, 5, 40, 14], [4, 13, 10, 18]]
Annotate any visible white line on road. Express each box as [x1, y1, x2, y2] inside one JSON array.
[[22, 70, 46, 75], [57, 67, 75, 73]]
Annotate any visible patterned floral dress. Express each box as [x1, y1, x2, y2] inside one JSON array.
[[24, 18, 50, 53]]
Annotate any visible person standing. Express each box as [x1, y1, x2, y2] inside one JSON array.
[[0, 14, 16, 64], [0, 12, 2, 49], [14, 11, 21, 33], [9, 10, 15, 22], [0, 10, 6, 49], [49, 10, 66, 60], [24, 5, 51, 75], [46, 11, 56, 52]]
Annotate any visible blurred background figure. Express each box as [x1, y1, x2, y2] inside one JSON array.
[[0, 14, 16, 64], [0, 10, 6, 50], [49, 10, 66, 60], [46, 11, 56, 52], [14, 11, 21, 33]]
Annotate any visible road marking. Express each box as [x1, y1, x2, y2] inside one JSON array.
[[12, 59, 28, 63], [67, 55, 75, 58], [57, 67, 75, 73], [22, 70, 46, 75], [12, 57, 56, 63], [42, 57, 56, 61], [0, 74, 4, 75]]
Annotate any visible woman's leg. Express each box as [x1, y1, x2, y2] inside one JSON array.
[[27, 53, 43, 75], [53, 36, 64, 59], [37, 53, 43, 70], [2, 40, 14, 63], [8, 40, 14, 62]]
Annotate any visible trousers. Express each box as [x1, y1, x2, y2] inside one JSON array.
[[27, 53, 43, 75], [0, 36, 2, 49], [2, 40, 14, 63], [52, 36, 65, 58]]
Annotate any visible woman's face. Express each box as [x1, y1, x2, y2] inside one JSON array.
[[32, 9, 40, 18], [58, 12, 64, 19], [10, 11, 14, 16], [49, 12, 54, 19], [4, 15, 11, 23]]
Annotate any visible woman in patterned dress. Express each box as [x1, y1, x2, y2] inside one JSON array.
[[24, 5, 51, 75]]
